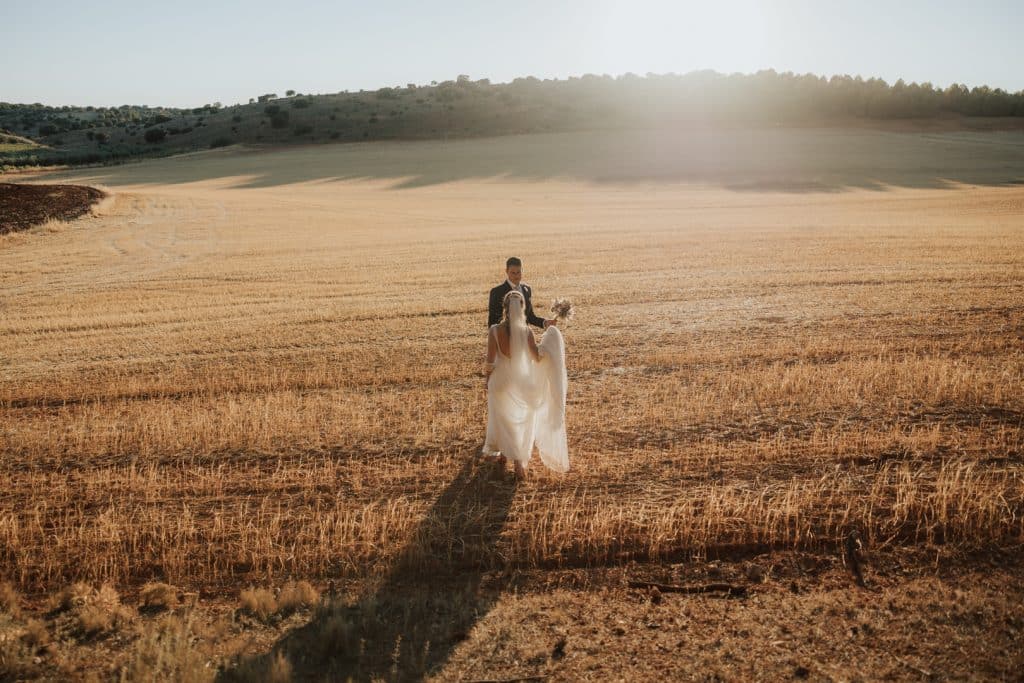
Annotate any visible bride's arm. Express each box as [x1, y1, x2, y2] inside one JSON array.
[[483, 326, 497, 376], [527, 330, 541, 362]]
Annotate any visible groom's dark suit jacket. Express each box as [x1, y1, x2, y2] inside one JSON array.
[[488, 281, 546, 329]]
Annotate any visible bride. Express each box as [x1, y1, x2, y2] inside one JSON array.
[[482, 290, 569, 480]]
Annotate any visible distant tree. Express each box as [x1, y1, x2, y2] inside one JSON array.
[[286, 89, 296, 97]]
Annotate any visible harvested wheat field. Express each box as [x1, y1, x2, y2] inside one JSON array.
[[1, 128, 1023, 681]]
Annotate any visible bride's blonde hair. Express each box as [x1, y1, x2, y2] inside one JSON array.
[[500, 290, 525, 328]]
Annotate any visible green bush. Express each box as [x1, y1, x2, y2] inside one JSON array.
[[270, 111, 290, 129], [144, 128, 166, 143], [293, 124, 313, 136], [291, 98, 312, 109], [209, 137, 232, 148]]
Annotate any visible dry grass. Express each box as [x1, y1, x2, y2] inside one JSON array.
[[119, 614, 213, 683], [277, 580, 320, 615], [238, 587, 277, 622], [239, 580, 320, 623], [49, 582, 135, 637], [0, 135, 1022, 605], [0, 582, 21, 619], [139, 582, 180, 612]]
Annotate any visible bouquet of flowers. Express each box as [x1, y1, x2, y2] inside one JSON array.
[[550, 298, 575, 323]]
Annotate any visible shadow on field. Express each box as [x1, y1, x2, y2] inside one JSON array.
[[41, 128, 1024, 192], [222, 455, 517, 681]]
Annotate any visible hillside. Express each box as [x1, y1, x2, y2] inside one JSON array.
[[3, 70, 1024, 169], [0, 129, 43, 154]]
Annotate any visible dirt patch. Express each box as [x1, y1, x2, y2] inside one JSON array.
[[0, 183, 105, 234]]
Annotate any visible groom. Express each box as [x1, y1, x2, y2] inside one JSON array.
[[488, 257, 556, 330]]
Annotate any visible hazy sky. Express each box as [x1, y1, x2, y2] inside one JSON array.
[[3, 0, 1021, 108]]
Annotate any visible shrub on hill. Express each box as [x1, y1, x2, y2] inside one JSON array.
[[270, 111, 290, 129], [291, 98, 312, 109], [209, 136, 232, 148], [144, 128, 167, 143], [293, 124, 313, 136]]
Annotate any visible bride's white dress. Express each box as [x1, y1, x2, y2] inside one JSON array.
[[482, 298, 569, 472]]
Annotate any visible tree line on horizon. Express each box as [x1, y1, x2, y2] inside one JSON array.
[[2, 70, 1022, 168]]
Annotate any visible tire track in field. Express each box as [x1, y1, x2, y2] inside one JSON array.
[[3, 190, 229, 298]]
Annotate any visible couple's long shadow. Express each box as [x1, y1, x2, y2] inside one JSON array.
[[225, 454, 517, 681]]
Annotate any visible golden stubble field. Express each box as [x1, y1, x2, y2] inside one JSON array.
[[1, 129, 1022, 680]]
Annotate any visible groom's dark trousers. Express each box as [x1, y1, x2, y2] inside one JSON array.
[[488, 282, 546, 329]]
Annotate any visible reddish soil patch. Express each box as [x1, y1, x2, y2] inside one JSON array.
[[0, 183, 105, 234]]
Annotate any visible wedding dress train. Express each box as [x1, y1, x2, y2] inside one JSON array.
[[482, 298, 569, 473]]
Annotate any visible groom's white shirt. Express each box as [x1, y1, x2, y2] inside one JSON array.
[[506, 279, 523, 292]]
